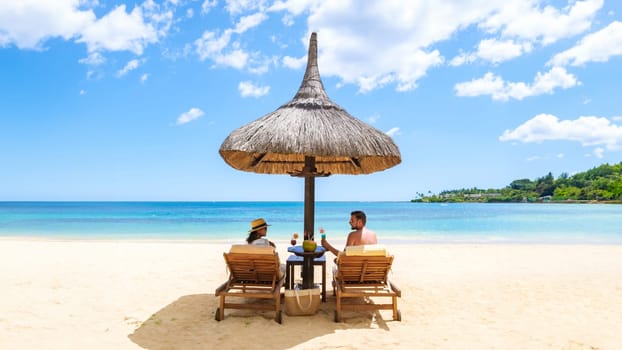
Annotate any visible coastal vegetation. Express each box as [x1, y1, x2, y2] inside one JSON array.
[[412, 162, 622, 203]]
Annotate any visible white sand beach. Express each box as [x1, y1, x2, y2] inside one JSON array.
[[1, 239, 622, 349]]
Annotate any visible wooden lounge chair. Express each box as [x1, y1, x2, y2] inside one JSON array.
[[214, 245, 285, 323], [333, 245, 402, 322]]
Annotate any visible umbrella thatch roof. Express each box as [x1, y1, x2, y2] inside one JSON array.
[[219, 32, 401, 176]]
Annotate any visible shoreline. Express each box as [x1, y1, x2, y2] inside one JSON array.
[[2, 239, 622, 349], [2, 235, 621, 246]]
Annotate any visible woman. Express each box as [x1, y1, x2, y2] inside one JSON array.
[[246, 218, 276, 248]]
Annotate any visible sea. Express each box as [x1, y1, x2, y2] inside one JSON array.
[[0, 201, 621, 244]]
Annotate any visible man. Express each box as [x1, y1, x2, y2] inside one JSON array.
[[321, 210, 377, 256]]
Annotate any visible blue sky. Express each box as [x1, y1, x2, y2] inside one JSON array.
[[1, 0, 621, 201]]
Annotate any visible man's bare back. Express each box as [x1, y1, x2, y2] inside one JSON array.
[[346, 227, 377, 246]]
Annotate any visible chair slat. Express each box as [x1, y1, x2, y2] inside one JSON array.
[[334, 254, 400, 322], [215, 251, 284, 323]]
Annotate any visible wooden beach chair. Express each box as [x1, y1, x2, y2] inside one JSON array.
[[214, 245, 285, 323], [333, 245, 402, 322]]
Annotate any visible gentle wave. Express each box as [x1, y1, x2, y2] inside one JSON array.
[[1, 202, 621, 244]]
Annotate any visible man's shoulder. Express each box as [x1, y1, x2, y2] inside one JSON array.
[[361, 227, 378, 244], [363, 227, 377, 235]]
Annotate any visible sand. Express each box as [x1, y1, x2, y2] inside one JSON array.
[[1, 239, 621, 349]]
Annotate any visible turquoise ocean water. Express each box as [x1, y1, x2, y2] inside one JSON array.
[[0, 202, 621, 244]]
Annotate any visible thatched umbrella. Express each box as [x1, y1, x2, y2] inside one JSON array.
[[219, 32, 401, 238]]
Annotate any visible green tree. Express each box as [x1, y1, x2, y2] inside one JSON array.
[[411, 161, 622, 203], [509, 178, 535, 191], [535, 172, 555, 197], [553, 185, 581, 200]]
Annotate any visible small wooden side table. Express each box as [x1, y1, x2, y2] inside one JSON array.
[[285, 254, 326, 302], [286, 246, 326, 301]]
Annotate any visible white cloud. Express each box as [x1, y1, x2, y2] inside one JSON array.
[[238, 81, 270, 97], [263, 0, 602, 92], [79, 89, 87, 95], [177, 108, 205, 125], [189, 0, 604, 92], [2, 0, 608, 95], [451, 39, 532, 66], [0, 0, 94, 49], [311, 30, 444, 93], [193, 11, 273, 71], [455, 72, 504, 98], [449, 53, 470, 67], [234, 12, 268, 33], [386, 127, 400, 137], [368, 114, 380, 124], [195, 30, 232, 61], [281, 14, 294, 26], [526, 155, 541, 162], [594, 147, 605, 158], [202, 0, 218, 14], [557, 153, 564, 159], [282, 55, 306, 69], [268, 0, 315, 16], [117, 59, 142, 77], [548, 21, 622, 66], [140, 73, 150, 83], [195, 33, 246, 70], [217, 47, 249, 69], [455, 67, 580, 101], [612, 116, 622, 122], [225, 0, 267, 15], [0, 1, 172, 54], [274, 2, 483, 92], [479, 0, 603, 45], [78, 52, 106, 66], [477, 39, 532, 63], [78, 5, 159, 55], [499, 113, 622, 150], [247, 55, 276, 74]]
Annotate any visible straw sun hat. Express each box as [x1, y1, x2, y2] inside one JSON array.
[[249, 218, 270, 233]]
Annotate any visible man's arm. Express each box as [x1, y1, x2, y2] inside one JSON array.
[[321, 238, 340, 256]]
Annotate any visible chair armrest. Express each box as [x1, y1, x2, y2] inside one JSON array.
[[215, 281, 229, 296]]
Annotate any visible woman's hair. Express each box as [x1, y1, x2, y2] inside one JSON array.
[[246, 231, 260, 244]]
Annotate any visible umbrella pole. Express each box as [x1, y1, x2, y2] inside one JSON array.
[[304, 156, 315, 240]]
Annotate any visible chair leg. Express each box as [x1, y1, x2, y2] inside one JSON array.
[[285, 264, 290, 289], [321, 262, 326, 302], [275, 291, 282, 323], [392, 296, 398, 320], [219, 295, 225, 321], [335, 293, 342, 322]]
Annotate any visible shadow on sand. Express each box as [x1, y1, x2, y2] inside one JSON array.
[[129, 293, 395, 350]]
